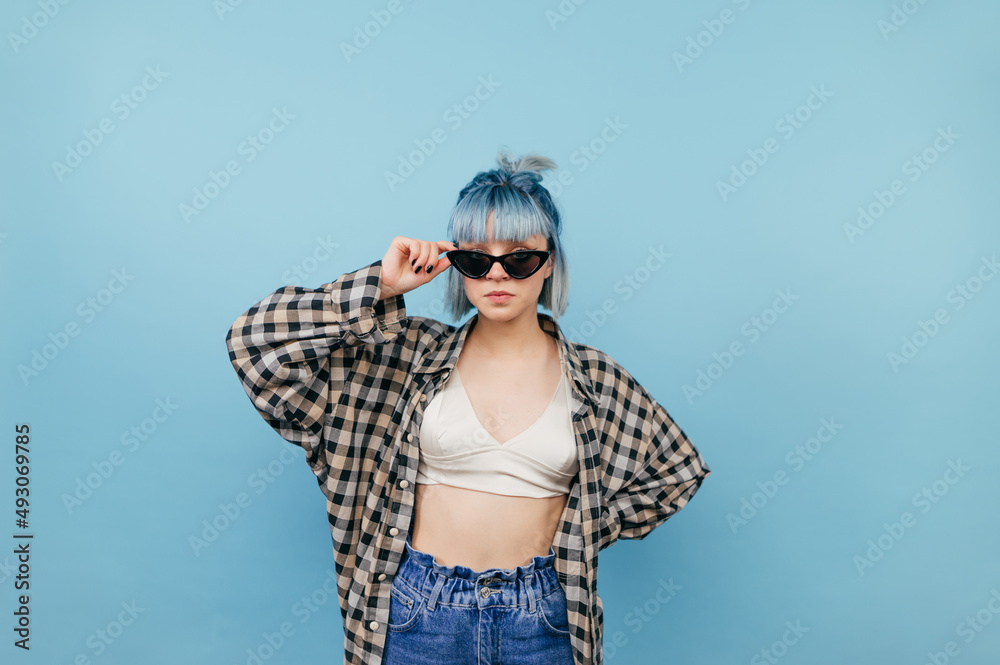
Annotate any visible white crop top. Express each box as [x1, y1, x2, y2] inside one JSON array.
[[416, 349, 579, 498]]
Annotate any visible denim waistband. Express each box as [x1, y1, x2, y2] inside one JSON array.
[[396, 535, 561, 613]]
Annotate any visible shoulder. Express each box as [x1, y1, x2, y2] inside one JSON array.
[[401, 314, 458, 348], [569, 340, 649, 393], [404, 314, 456, 337], [567, 340, 665, 414], [374, 312, 459, 367]]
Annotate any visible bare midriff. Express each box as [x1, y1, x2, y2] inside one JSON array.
[[411, 323, 571, 570], [411, 482, 568, 570]]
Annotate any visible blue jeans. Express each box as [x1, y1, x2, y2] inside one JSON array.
[[383, 535, 575, 664]]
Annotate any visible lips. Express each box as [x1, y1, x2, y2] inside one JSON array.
[[485, 291, 513, 303]]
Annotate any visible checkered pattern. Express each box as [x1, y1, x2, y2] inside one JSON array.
[[225, 259, 711, 665]]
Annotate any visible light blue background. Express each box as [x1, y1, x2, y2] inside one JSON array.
[[3, 1, 999, 663]]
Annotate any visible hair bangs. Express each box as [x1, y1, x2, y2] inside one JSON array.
[[448, 184, 549, 247]]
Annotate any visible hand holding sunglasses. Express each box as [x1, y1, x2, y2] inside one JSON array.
[[380, 236, 457, 299]]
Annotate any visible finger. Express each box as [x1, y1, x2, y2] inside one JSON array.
[[393, 236, 419, 265], [433, 239, 458, 268], [427, 242, 453, 275], [411, 240, 431, 275], [420, 240, 437, 275]]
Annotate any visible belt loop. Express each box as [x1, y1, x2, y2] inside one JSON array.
[[526, 578, 538, 613], [426, 574, 446, 612]]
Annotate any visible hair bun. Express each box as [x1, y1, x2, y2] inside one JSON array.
[[496, 147, 557, 177]]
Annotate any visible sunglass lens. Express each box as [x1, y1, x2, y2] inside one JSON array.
[[454, 253, 489, 277], [503, 252, 542, 278]]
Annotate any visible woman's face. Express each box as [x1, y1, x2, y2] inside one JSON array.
[[456, 228, 553, 322]]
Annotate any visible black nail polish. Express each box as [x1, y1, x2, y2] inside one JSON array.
[[426, 265, 433, 273], [414, 265, 422, 274]]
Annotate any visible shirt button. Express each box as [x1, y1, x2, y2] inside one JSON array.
[[419, 393, 427, 402], [370, 621, 379, 631], [407, 433, 414, 442], [389, 527, 399, 536], [378, 573, 386, 581], [399, 480, 409, 488]]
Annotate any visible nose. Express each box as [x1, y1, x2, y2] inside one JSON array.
[[486, 260, 508, 280]]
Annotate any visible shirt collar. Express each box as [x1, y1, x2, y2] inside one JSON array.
[[413, 311, 600, 410]]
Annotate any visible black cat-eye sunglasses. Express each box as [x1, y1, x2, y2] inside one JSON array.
[[445, 249, 551, 279]]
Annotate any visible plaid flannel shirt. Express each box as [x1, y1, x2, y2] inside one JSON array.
[[225, 259, 711, 665]]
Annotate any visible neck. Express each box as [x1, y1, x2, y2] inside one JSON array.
[[466, 309, 550, 360]]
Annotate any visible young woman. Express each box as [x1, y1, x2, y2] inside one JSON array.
[[226, 150, 711, 665]]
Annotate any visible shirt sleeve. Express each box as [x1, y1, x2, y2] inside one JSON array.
[[596, 374, 711, 552], [225, 259, 407, 474]]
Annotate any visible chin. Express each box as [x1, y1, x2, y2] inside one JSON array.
[[478, 301, 536, 320], [475, 301, 517, 315]]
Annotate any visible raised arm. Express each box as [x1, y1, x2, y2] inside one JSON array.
[[224, 237, 456, 477], [225, 259, 406, 475]]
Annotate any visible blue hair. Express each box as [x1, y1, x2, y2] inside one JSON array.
[[445, 147, 569, 320]]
